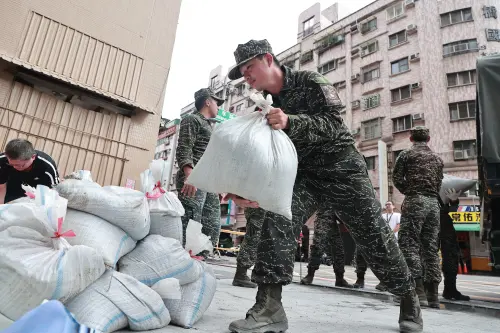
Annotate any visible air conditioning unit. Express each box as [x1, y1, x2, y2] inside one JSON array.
[[338, 81, 347, 88], [454, 151, 464, 160], [352, 100, 361, 109], [338, 57, 346, 64], [350, 128, 360, 136], [410, 53, 420, 62], [407, 24, 418, 34], [404, 0, 416, 8], [360, 49, 366, 57], [412, 113, 424, 120], [411, 82, 422, 90], [351, 73, 360, 81], [350, 24, 359, 33]]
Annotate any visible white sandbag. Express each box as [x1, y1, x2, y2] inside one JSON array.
[[151, 278, 182, 300], [149, 212, 183, 243], [187, 93, 298, 219], [185, 219, 213, 255], [118, 235, 203, 286], [65, 209, 136, 267], [56, 171, 150, 240], [163, 264, 217, 328], [141, 160, 185, 216], [439, 174, 477, 204], [0, 186, 105, 321], [66, 270, 170, 333]]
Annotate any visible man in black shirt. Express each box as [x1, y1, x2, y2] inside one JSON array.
[[0, 139, 60, 204]]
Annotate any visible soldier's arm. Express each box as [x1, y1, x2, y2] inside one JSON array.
[[285, 80, 345, 140], [392, 151, 408, 194], [175, 116, 199, 171]]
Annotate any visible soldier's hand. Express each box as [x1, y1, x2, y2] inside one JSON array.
[[181, 183, 197, 197], [445, 188, 461, 201], [223, 193, 259, 208], [266, 108, 289, 130]]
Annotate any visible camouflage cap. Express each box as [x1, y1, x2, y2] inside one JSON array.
[[194, 88, 224, 109], [228, 39, 274, 80], [410, 126, 430, 141]]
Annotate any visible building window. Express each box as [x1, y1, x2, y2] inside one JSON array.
[[284, 60, 295, 69], [210, 76, 217, 89], [236, 84, 245, 95], [393, 115, 413, 133], [387, 2, 404, 21], [361, 18, 377, 34], [483, 6, 498, 19], [362, 118, 382, 140], [361, 40, 378, 56], [236, 104, 242, 112], [362, 94, 380, 110], [362, 64, 380, 83], [486, 29, 500, 42], [391, 57, 409, 75], [333, 81, 346, 90], [453, 140, 477, 160], [440, 8, 473, 27], [365, 156, 376, 170], [391, 85, 411, 103], [318, 60, 336, 74], [389, 30, 407, 48], [303, 17, 314, 37], [449, 101, 476, 121], [447, 70, 476, 87], [443, 39, 478, 57], [300, 51, 313, 64], [248, 99, 255, 107]]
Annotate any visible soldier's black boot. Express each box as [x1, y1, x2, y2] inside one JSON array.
[[399, 290, 424, 333], [335, 273, 353, 288], [300, 267, 316, 285], [233, 265, 257, 288], [375, 282, 388, 291], [424, 282, 440, 308], [228, 284, 288, 333], [353, 273, 365, 288], [442, 276, 470, 301], [414, 278, 428, 307]]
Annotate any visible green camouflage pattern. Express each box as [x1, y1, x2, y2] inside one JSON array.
[[236, 207, 266, 269], [228, 39, 274, 80]]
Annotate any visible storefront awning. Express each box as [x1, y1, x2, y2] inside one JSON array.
[[454, 223, 480, 232]]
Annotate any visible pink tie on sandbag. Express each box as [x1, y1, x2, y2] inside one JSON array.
[[145, 181, 166, 200], [51, 217, 76, 239]]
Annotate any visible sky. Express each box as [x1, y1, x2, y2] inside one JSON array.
[[161, 0, 375, 120]]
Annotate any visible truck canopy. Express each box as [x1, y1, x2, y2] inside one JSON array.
[[476, 54, 500, 163]]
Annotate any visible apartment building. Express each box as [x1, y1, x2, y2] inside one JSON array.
[[0, 0, 182, 187], [155, 118, 180, 190]]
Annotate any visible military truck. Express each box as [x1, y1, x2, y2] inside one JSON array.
[[476, 54, 500, 271]]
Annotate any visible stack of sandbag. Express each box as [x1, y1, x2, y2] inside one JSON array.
[[56, 170, 150, 240], [66, 270, 171, 332], [0, 185, 105, 321], [141, 160, 185, 243], [187, 93, 298, 219]]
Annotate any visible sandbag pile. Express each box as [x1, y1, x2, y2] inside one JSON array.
[[0, 168, 217, 333]]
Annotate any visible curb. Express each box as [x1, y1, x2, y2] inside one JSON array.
[[290, 280, 500, 319], [210, 261, 500, 319]]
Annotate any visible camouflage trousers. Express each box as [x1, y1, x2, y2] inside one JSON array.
[[252, 148, 414, 296], [236, 207, 266, 269], [440, 209, 460, 277], [308, 208, 346, 275], [176, 173, 221, 249], [353, 246, 368, 274], [398, 195, 441, 283]]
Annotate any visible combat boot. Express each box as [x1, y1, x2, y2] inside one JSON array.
[[233, 265, 257, 288], [414, 279, 428, 307], [335, 273, 353, 288], [399, 290, 423, 333], [300, 267, 316, 285], [424, 282, 440, 308], [375, 282, 388, 292], [442, 276, 470, 301], [353, 273, 365, 288], [228, 284, 288, 333]]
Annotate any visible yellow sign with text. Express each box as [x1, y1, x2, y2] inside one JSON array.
[[448, 212, 480, 223]]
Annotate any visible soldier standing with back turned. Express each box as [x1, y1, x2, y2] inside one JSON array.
[[393, 126, 444, 308], [175, 88, 224, 258]]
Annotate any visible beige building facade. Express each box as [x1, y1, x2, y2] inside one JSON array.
[[0, 0, 182, 187]]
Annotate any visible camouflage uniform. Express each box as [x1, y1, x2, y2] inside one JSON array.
[[393, 126, 444, 308], [175, 88, 223, 250], [227, 39, 422, 333], [236, 207, 266, 269]]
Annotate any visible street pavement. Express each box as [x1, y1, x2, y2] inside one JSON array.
[[118, 262, 499, 333]]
